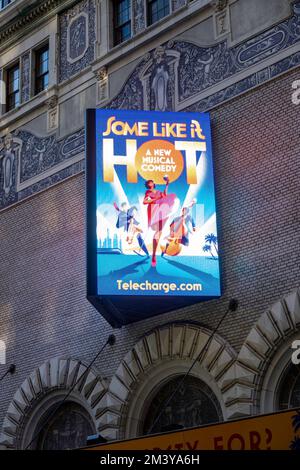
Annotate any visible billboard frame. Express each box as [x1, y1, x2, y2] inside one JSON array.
[[86, 109, 221, 327]]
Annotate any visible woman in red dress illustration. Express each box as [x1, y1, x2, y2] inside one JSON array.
[[143, 176, 176, 267]]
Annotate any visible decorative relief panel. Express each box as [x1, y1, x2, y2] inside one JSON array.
[[133, 0, 146, 34], [59, 0, 96, 82], [0, 128, 84, 210], [108, 2, 300, 109], [21, 52, 31, 103], [0, 2, 299, 212], [94, 66, 109, 104], [0, 69, 5, 115], [0, 134, 19, 208], [214, 6, 230, 39], [46, 95, 59, 132]]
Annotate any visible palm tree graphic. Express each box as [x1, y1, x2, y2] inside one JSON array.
[[290, 410, 300, 450], [203, 233, 218, 259]]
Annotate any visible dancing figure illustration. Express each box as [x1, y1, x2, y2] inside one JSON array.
[[143, 176, 176, 267]]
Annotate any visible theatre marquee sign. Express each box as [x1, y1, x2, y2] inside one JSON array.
[[86, 109, 221, 326]]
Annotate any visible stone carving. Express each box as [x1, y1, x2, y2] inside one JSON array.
[[187, 49, 300, 113], [46, 95, 58, 109], [214, 7, 230, 39], [1, 2, 300, 212], [67, 12, 89, 63], [0, 128, 84, 210], [0, 134, 15, 196], [48, 112, 58, 132], [59, 0, 96, 82], [18, 158, 85, 204], [16, 128, 84, 185], [109, 44, 180, 111], [210, 0, 228, 11], [151, 66, 169, 111], [0, 133, 23, 209], [46, 95, 59, 132], [21, 53, 30, 103], [94, 66, 109, 104], [133, 0, 146, 34], [109, 2, 300, 109]]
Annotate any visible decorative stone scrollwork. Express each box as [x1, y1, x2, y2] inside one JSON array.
[[59, 0, 96, 83], [46, 95, 58, 109], [46, 95, 59, 132], [0, 133, 22, 203], [133, 0, 146, 35], [212, 0, 230, 39], [139, 45, 181, 111], [210, 0, 228, 12], [21, 52, 31, 103], [67, 12, 89, 64], [0, 134, 14, 197], [94, 66, 109, 104]]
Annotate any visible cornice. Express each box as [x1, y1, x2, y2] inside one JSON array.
[[0, 0, 78, 51]]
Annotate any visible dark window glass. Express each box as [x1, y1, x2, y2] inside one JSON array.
[[143, 375, 222, 435], [6, 63, 20, 112], [35, 45, 49, 94], [278, 364, 300, 410], [147, 0, 170, 26], [36, 402, 95, 450], [0, 0, 14, 11], [114, 0, 131, 46]]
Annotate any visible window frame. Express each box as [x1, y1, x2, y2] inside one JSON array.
[[34, 42, 49, 96], [0, 0, 14, 12], [146, 0, 171, 27], [112, 0, 133, 47], [5, 61, 20, 113]]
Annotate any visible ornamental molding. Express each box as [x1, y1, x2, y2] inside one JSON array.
[[0, 0, 78, 49], [46, 95, 59, 132], [234, 287, 300, 415], [0, 357, 107, 449], [94, 65, 107, 82], [210, 0, 228, 12], [97, 323, 237, 441], [94, 65, 109, 104], [46, 95, 58, 110], [0, 0, 60, 43]]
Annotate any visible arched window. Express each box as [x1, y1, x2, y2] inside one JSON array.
[[35, 402, 94, 450], [277, 364, 300, 410], [143, 375, 222, 435]]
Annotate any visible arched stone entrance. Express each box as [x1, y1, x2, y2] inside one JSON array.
[[0, 357, 107, 449], [97, 322, 237, 440]]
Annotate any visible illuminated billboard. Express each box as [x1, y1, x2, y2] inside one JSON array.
[[86, 109, 221, 326]]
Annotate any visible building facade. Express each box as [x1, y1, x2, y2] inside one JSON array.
[[0, 0, 299, 450]]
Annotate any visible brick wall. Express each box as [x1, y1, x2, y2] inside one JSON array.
[[0, 66, 299, 430]]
